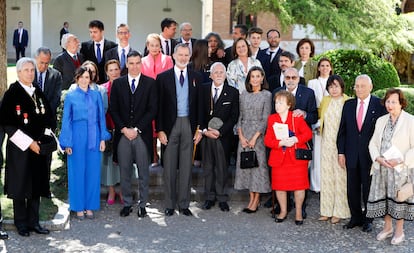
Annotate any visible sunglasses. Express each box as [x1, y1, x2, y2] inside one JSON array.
[[285, 76, 298, 80]]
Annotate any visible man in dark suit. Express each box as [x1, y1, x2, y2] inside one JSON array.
[[257, 29, 283, 81], [267, 51, 305, 93], [156, 44, 203, 217], [144, 18, 177, 57], [59, 21, 69, 49], [110, 50, 157, 218], [337, 74, 386, 233], [80, 20, 117, 84], [34, 47, 62, 128], [104, 23, 132, 76], [176, 22, 197, 54], [272, 68, 317, 217], [53, 33, 84, 90], [199, 62, 239, 212], [12, 21, 29, 62], [224, 24, 248, 66]]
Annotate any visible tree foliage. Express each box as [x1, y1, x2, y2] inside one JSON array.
[[236, 0, 414, 54]]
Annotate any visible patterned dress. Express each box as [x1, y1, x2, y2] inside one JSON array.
[[320, 97, 350, 218], [234, 90, 271, 193], [367, 116, 414, 220]]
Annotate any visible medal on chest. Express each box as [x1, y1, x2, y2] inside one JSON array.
[[23, 113, 28, 124]]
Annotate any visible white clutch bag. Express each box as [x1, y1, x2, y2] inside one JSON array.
[[397, 182, 414, 202]]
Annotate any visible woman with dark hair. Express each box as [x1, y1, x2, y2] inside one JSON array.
[[264, 91, 312, 225], [367, 88, 414, 245], [189, 39, 211, 82], [294, 38, 318, 84], [226, 38, 262, 94], [59, 66, 110, 219], [101, 59, 122, 205], [318, 75, 350, 224], [234, 66, 272, 213], [307, 57, 333, 192], [204, 32, 226, 64]]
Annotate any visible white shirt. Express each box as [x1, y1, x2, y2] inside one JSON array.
[[174, 66, 187, 80], [211, 83, 224, 100], [118, 45, 130, 59], [19, 82, 36, 96], [128, 74, 141, 92], [94, 38, 105, 58], [160, 34, 170, 55], [267, 47, 280, 62]]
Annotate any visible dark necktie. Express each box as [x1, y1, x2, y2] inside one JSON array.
[[165, 40, 170, 55], [269, 51, 275, 62], [121, 48, 126, 69], [38, 72, 43, 90], [179, 71, 184, 86], [96, 43, 102, 63], [131, 79, 136, 93], [213, 87, 219, 103]]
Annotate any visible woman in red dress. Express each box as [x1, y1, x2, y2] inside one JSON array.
[[264, 90, 312, 225]]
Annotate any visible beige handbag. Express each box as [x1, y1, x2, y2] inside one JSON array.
[[397, 175, 414, 202]]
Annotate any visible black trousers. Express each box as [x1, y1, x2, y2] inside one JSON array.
[[346, 158, 373, 224], [13, 197, 40, 230], [15, 44, 26, 62]]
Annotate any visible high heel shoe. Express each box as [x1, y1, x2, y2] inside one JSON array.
[[295, 220, 304, 225], [275, 215, 287, 223], [117, 193, 124, 205], [107, 193, 116, 205], [376, 229, 393, 241], [245, 202, 260, 214], [391, 233, 405, 245]]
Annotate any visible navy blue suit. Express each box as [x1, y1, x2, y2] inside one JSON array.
[[13, 28, 29, 61], [272, 85, 318, 127], [257, 48, 283, 82], [337, 95, 386, 225]]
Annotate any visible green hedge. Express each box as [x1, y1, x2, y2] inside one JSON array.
[[315, 49, 400, 96], [373, 87, 414, 115]]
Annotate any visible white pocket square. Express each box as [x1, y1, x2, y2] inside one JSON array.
[[222, 102, 231, 105]]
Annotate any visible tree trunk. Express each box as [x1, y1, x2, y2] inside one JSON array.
[[0, 0, 6, 98]]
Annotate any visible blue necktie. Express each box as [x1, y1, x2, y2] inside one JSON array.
[[96, 43, 102, 63], [38, 72, 43, 90], [121, 48, 126, 69], [179, 71, 184, 86], [213, 87, 218, 103], [131, 79, 136, 93]]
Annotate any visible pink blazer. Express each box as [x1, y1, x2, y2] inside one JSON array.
[[141, 53, 173, 79]]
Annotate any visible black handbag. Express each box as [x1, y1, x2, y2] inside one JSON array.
[[38, 135, 57, 155], [240, 149, 259, 169], [292, 117, 312, 161], [104, 129, 114, 153]]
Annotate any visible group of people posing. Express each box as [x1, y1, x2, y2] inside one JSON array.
[[0, 18, 413, 246]]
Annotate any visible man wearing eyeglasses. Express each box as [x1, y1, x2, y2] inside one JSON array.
[[267, 51, 305, 92], [105, 24, 133, 76]]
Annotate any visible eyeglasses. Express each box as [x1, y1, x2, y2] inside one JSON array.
[[117, 32, 129, 35], [285, 76, 298, 80]]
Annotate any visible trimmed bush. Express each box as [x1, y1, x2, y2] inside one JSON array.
[[373, 87, 414, 115], [315, 49, 400, 96]]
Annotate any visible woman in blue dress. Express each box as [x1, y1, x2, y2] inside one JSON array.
[[59, 67, 110, 219]]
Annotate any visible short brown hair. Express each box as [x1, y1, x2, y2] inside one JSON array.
[[274, 90, 295, 111], [105, 59, 120, 73], [231, 38, 251, 59], [296, 38, 315, 58], [382, 88, 408, 109]]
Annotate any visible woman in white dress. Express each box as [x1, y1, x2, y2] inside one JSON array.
[[307, 58, 332, 192], [226, 38, 262, 94]]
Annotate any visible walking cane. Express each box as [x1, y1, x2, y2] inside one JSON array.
[[192, 125, 200, 164]]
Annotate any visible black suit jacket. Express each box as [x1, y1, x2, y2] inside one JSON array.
[[337, 96, 387, 169], [34, 68, 62, 127], [59, 28, 68, 45], [80, 39, 117, 83], [272, 85, 318, 127], [156, 68, 203, 137], [144, 38, 177, 57], [176, 38, 197, 48], [199, 83, 239, 157], [267, 75, 305, 94], [53, 51, 84, 90], [110, 74, 157, 156], [104, 47, 132, 76], [224, 46, 234, 66], [13, 29, 29, 47], [257, 48, 283, 81]]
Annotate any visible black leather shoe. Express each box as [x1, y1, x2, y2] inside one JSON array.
[[164, 208, 175, 216], [343, 221, 362, 229], [275, 215, 287, 223], [29, 225, 50, 235], [202, 200, 215, 210], [0, 230, 8, 240], [137, 207, 147, 218], [295, 220, 304, 226], [219, 202, 230, 212], [362, 223, 373, 233], [120, 206, 133, 217], [18, 228, 30, 237], [179, 208, 193, 216]]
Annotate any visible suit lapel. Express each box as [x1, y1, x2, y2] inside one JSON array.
[[362, 97, 376, 130]]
